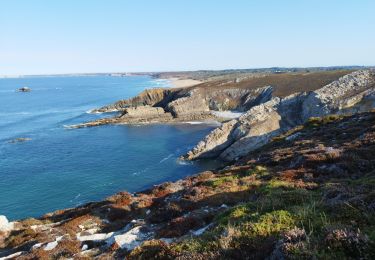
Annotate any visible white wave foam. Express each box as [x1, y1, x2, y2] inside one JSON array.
[[132, 167, 150, 176], [185, 121, 205, 125], [85, 109, 103, 114], [0, 112, 31, 116], [177, 159, 193, 165], [159, 153, 174, 163]]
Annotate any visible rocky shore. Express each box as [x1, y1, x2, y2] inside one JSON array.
[[1, 111, 374, 259], [71, 70, 375, 164], [68, 85, 274, 128]]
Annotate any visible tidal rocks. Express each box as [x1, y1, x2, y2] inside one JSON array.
[[185, 70, 375, 161], [8, 137, 32, 143]]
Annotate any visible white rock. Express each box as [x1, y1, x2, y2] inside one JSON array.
[[114, 226, 152, 250], [0, 215, 14, 232], [44, 241, 58, 251], [192, 224, 212, 236], [81, 244, 88, 251], [77, 232, 114, 242], [32, 243, 43, 249]]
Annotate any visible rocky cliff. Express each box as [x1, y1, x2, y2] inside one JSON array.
[[72, 85, 274, 128], [185, 70, 375, 161], [91, 88, 177, 113]]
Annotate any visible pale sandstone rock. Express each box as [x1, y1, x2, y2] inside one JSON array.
[[122, 105, 167, 118], [167, 89, 209, 117]]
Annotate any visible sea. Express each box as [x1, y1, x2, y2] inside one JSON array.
[[0, 75, 219, 220]]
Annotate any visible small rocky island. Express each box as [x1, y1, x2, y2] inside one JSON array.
[[17, 87, 31, 92], [1, 68, 375, 259]]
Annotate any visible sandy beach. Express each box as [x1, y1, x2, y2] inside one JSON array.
[[167, 77, 202, 88]]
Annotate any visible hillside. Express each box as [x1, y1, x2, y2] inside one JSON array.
[[1, 111, 374, 259], [71, 70, 355, 129]]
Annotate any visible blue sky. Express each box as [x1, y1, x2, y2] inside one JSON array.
[[0, 0, 374, 75]]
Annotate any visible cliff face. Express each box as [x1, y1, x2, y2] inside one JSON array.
[[73, 85, 274, 128], [92, 88, 178, 113], [2, 111, 375, 259], [185, 70, 375, 161]]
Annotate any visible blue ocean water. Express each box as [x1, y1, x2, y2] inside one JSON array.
[[0, 76, 218, 220]]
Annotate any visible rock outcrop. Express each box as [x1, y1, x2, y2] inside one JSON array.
[[17, 87, 31, 92], [167, 89, 210, 117], [72, 85, 274, 128], [92, 88, 177, 113], [207, 86, 273, 111], [185, 70, 375, 161]]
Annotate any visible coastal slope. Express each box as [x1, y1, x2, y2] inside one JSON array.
[[1, 111, 374, 259], [185, 70, 375, 161]]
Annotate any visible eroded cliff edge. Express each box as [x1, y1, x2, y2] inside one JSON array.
[[185, 70, 375, 161]]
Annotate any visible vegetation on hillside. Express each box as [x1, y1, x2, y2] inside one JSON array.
[[1, 111, 374, 259]]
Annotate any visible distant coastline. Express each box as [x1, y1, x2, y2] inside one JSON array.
[[1, 65, 374, 79]]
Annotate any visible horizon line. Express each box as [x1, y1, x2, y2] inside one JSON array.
[[1, 65, 374, 78]]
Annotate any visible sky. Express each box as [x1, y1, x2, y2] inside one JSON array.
[[0, 0, 374, 75]]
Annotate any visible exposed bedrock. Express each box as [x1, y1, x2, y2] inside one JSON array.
[[92, 88, 179, 113], [77, 85, 274, 128], [166, 89, 210, 117], [185, 70, 375, 161], [207, 86, 273, 111]]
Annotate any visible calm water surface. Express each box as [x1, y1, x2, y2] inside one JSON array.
[[0, 76, 217, 220]]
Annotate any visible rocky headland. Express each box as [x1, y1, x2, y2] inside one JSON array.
[[185, 70, 375, 161], [2, 68, 375, 259], [71, 70, 374, 165]]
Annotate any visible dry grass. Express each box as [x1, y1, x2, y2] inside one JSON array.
[[193, 70, 353, 97]]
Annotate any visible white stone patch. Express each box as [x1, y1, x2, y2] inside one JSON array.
[[32, 243, 43, 249], [0, 215, 14, 232], [44, 241, 58, 251], [77, 232, 114, 242], [114, 226, 152, 250], [192, 224, 213, 236]]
